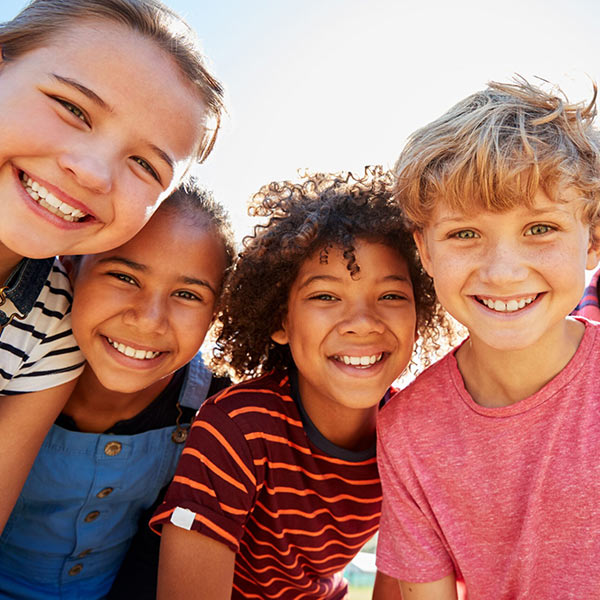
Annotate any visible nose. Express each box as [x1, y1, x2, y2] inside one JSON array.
[[478, 239, 528, 285], [122, 293, 168, 335], [58, 147, 114, 194], [337, 302, 386, 337]]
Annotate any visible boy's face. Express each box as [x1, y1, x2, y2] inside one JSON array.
[[69, 209, 226, 394], [271, 239, 417, 435], [414, 186, 600, 354], [0, 20, 205, 260]]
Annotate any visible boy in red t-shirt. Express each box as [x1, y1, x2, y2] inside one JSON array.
[[375, 79, 600, 599]]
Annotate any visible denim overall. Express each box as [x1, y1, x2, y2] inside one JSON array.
[[0, 354, 212, 599], [0, 258, 54, 331]]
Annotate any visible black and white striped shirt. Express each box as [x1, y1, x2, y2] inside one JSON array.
[[0, 259, 84, 395]]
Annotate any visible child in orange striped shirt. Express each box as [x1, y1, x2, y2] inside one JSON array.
[[151, 169, 452, 600]]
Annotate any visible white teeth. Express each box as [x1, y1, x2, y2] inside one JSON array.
[[336, 353, 383, 368], [106, 337, 160, 360], [20, 172, 87, 222], [480, 296, 536, 313]]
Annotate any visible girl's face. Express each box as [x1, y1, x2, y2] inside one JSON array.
[[271, 240, 417, 442], [69, 209, 227, 394], [0, 19, 206, 260]]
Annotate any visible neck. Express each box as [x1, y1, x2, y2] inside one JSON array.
[[299, 390, 377, 452], [456, 318, 585, 407], [64, 365, 173, 433], [0, 244, 24, 285]]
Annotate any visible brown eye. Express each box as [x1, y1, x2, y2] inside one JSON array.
[[54, 97, 89, 125]]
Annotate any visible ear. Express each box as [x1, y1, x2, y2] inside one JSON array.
[[413, 230, 434, 277], [271, 326, 288, 346], [586, 224, 600, 271]]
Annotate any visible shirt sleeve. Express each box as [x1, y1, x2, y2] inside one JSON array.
[[375, 401, 455, 583], [150, 401, 258, 552], [1, 262, 84, 395]]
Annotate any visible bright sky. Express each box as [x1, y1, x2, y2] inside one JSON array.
[[2, 0, 600, 241]]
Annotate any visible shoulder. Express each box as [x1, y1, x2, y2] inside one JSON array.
[[36, 258, 74, 312], [209, 369, 294, 411], [197, 369, 300, 433], [379, 349, 458, 428]]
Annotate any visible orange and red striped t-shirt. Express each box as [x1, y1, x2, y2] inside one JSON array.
[[150, 368, 384, 599]]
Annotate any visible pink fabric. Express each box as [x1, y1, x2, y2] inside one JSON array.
[[376, 318, 600, 599]]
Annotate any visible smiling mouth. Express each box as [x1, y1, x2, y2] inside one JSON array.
[[20, 171, 89, 223], [332, 353, 384, 368], [106, 336, 162, 360], [476, 294, 538, 313]]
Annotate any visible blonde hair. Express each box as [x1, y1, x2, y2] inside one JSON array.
[[395, 77, 600, 230], [0, 0, 224, 163]]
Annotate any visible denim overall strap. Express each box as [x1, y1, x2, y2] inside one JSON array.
[[178, 352, 212, 410], [0, 258, 54, 329], [170, 352, 213, 444]]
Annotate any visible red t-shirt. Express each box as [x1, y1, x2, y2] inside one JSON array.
[[377, 318, 600, 598], [151, 369, 383, 599]]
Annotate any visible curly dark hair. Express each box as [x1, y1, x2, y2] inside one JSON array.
[[212, 167, 453, 379]]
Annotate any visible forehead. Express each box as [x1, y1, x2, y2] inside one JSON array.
[[80, 210, 223, 273], [36, 20, 205, 168], [295, 240, 410, 282], [426, 185, 587, 226]]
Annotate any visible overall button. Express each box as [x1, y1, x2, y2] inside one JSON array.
[[77, 549, 92, 558], [104, 441, 122, 456], [84, 511, 100, 523], [69, 564, 83, 576], [97, 487, 114, 498]]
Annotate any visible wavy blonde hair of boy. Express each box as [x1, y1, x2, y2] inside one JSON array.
[[395, 77, 600, 233]]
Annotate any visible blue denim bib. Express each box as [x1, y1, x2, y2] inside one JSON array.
[[0, 353, 211, 599]]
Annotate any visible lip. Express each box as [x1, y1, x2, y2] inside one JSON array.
[[14, 165, 98, 227], [101, 335, 168, 369]]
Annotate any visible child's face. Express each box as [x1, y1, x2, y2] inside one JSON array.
[[415, 186, 600, 354], [272, 239, 417, 417], [69, 210, 227, 394], [0, 20, 206, 260]]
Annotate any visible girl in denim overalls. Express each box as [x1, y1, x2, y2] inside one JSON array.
[[0, 0, 225, 537], [0, 181, 235, 599]]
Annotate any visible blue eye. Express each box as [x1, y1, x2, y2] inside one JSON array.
[[526, 224, 553, 236], [132, 157, 160, 182]]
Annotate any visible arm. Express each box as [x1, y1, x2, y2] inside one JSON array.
[[157, 523, 235, 600], [372, 570, 402, 600], [399, 574, 457, 600], [0, 379, 75, 534]]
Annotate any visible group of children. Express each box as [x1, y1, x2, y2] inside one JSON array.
[[1, 1, 600, 599]]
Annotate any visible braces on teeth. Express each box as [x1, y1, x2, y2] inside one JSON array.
[[21, 172, 86, 222], [107, 337, 160, 360]]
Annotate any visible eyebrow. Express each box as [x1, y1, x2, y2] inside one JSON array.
[[298, 273, 411, 289], [148, 143, 174, 171], [51, 73, 111, 111], [97, 257, 217, 295], [51, 73, 174, 173]]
